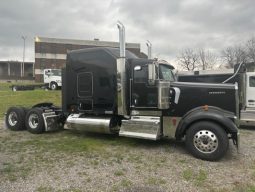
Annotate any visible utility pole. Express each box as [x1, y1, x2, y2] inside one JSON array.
[[21, 36, 26, 77], [8, 61, 10, 76]]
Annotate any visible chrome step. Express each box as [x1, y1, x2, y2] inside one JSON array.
[[119, 116, 160, 140]]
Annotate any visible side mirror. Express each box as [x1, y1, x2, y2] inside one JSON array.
[[148, 63, 156, 85]]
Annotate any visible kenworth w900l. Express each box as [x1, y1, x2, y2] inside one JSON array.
[[5, 22, 239, 161]]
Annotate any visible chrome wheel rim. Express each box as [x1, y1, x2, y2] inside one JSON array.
[[193, 130, 218, 153], [8, 112, 18, 126], [51, 84, 56, 90], [28, 114, 39, 129]]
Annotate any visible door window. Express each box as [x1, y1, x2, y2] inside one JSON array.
[[132, 65, 157, 107], [134, 66, 147, 83]]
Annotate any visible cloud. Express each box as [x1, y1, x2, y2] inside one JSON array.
[[0, 0, 254, 67]]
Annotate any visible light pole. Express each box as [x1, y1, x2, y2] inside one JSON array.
[[21, 36, 26, 77]]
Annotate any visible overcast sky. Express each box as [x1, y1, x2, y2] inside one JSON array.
[[0, 0, 254, 67]]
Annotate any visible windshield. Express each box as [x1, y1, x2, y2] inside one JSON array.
[[51, 69, 61, 76], [159, 64, 176, 81]]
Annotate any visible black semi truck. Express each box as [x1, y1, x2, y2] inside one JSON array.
[[5, 22, 239, 161]]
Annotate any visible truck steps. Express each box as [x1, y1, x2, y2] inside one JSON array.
[[119, 116, 161, 140]]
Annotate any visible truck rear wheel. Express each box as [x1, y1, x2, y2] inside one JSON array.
[[50, 82, 58, 90], [185, 121, 229, 161], [12, 86, 18, 91], [25, 108, 45, 134], [5, 107, 26, 131]]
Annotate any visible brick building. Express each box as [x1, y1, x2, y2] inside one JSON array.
[[35, 37, 146, 82]]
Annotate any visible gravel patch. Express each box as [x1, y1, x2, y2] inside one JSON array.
[[0, 122, 255, 192]]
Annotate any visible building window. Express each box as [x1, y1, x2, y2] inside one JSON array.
[[40, 43, 47, 53], [40, 59, 46, 69]]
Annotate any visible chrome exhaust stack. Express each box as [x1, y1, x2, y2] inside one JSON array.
[[146, 40, 152, 59], [117, 21, 128, 116], [117, 21, 126, 58]]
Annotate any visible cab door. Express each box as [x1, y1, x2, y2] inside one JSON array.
[[246, 72, 255, 108], [44, 69, 52, 83], [131, 65, 157, 108]]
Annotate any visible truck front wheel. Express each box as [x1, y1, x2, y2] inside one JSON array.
[[185, 121, 229, 161], [50, 82, 58, 90], [5, 107, 26, 131], [25, 108, 45, 134]]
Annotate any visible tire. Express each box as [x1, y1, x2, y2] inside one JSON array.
[[25, 108, 45, 134], [12, 86, 17, 91], [185, 121, 229, 161], [5, 107, 26, 131], [50, 82, 58, 90], [21, 107, 29, 115]]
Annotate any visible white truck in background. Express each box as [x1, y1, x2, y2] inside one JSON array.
[[44, 69, 62, 90], [11, 69, 62, 91]]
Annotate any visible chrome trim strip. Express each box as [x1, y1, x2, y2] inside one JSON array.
[[132, 107, 157, 109], [235, 82, 240, 123], [130, 110, 162, 116], [172, 82, 236, 89]]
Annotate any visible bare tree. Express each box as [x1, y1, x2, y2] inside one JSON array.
[[198, 48, 217, 70], [177, 48, 199, 71], [246, 36, 255, 63], [221, 45, 247, 68], [221, 47, 235, 68], [235, 45, 248, 64]]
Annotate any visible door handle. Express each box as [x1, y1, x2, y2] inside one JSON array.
[[248, 100, 255, 102]]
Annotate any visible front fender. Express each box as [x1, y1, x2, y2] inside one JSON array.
[[175, 106, 238, 140]]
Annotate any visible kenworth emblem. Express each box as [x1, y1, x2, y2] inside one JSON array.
[[209, 91, 226, 95]]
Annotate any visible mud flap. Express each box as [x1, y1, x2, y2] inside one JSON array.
[[232, 131, 240, 152]]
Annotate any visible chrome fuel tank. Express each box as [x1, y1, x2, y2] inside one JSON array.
[[65, 114, 118, 134]]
